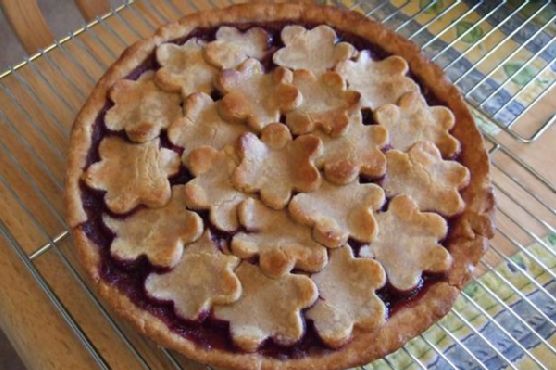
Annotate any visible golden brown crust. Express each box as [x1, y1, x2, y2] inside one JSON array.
[[66, 2, 494, 369]]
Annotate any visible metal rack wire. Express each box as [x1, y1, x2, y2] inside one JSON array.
[[0, 1, 554, 369]]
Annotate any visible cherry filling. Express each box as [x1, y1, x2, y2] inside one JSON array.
[[80, 23, 459, 358]]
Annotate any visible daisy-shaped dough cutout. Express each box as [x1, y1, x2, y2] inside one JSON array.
[[215, 58, 300, 131], [145, 230, 241, 320], [273, 25, 356, 75], [289, 180, 385, 248], [360, 195, 452, 291], [105, 72, 182, 143], [155, 39, 218, 97], [383, 142, 470, 217], [103, 185, 203, 267], [374, 91, 460, 157], [167, 92, 247, 157], [336, 51, 419, 110], [307, 246, 386, 348], [205, 27, 270, 69], [83, 137, 180, 214], [232, 198, 328, 277], [184, 146, 247, 232], [213, 261, 317, 352], [286, 70, 361, 136], [233, 123, 322, 210], [316, 111, 388, 184]]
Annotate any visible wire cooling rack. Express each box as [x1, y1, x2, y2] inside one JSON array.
[[0, 1, 554, 369]]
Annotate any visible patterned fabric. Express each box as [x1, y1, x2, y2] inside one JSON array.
[[324, 0, 556, 135]]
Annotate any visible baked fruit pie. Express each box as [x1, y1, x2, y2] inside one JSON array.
[[66, 3, 495, 369]]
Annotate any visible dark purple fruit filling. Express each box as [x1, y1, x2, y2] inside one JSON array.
[[79, 23, 460, 358]]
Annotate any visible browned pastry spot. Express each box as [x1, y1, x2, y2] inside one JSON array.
[[145, 230, 241, 320], [289, 180, 385, 248], [274, 25, 356, 75], [105, 71, 182, 143], [215, 58, 301, 131], [233, 123, 322, 209], [360, 195, 452, 291], [103, 184, 202, 267], [336, 52, 419, 110], [316, 111, 388, 184], [383, 141, 470, 217], [286, 69, 361, 136], [232, 198, 328, 277], [307, 246, 386, 348], [167, 92, 247, 157], [155, 39, 218, 97], [213, 261, 318, 352], [374, 91, 460, 158], [184, 146, 247, 232], [83, 137, 180, 214], [205, 26, 270, 69]]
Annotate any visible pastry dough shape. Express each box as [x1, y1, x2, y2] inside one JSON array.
[[145, 230, 241, 320], [213, 261, 318, 352], [155, 39, 218, 97], [233, 123, 322, 209], [360, 195, 452, 291], [286, 69, 361, 136], [215, 58, 300, 131], [105, 72, 182, 143], [83, 137, 180, 214], [374, 91, 460, 157], [167, 92, 247, 157], [205, 27, 270, 68], [307, 246, 386, 348], [232, 198, 328, 277], [289, 180, 385, 248], [316, 112, 388, 184], [103, 185, 203, 267], [184, 146, 247, 232], [273, 25, 356, 75], [336, 52, 419, 110], [383, 142, 470, 217]]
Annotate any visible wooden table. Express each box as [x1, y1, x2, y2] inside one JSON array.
[[0, 1, 554, 369]]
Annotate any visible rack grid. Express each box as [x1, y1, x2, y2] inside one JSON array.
[[0, 1, 554, 369]]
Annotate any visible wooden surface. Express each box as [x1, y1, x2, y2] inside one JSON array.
[[0, 0, 54, 53], [0, 1, 554, 369]]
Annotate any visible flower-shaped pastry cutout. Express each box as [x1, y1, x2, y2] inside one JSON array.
[[316, 112, 388, 184], [145, 230, 241, 320], [383, 142, 470, 217], [286, 70, 360, 136], [168, 92, 247, 157], [214, 261, 317, 352], [215, 58, 300, 130], [336, 52, 419, 110], [184, 146, 247, 232], [233, 123, 322, 209], [289, 180, 385, 248], [103, 185, 203, 267], [105, 72, 182, 143], [307, 246, 386, 347], [205, 27, 270, 68], [155, 39, 218, 97], [83, 137, 180, 214], [232, 198, 327, 277], [273, 25, 356, 75], [360, 195, 452, 291], [374, 91, 460, 157]]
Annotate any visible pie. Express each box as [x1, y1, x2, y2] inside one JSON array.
[[65, 2, 495, 369]]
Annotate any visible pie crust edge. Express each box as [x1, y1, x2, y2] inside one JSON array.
[[65, 3, 495, 370]]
